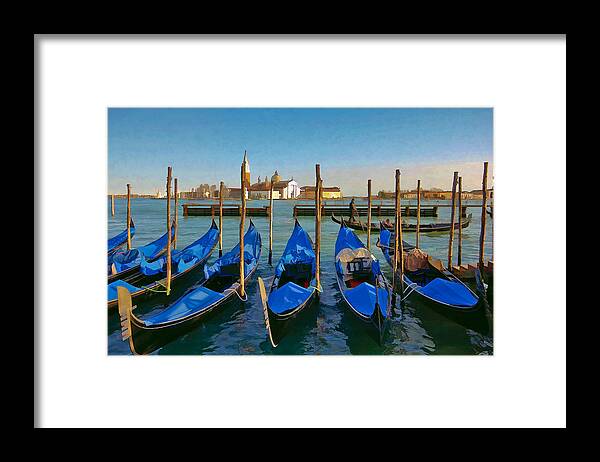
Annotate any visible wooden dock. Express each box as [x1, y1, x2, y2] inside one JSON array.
[[182, 204, 271, 217], [292, 204, 471, 218]]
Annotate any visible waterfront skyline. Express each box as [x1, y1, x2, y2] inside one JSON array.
[[108, 108, 493, 195]]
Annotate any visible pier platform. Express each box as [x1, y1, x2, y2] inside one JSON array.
[[182, 204, 271, 217]]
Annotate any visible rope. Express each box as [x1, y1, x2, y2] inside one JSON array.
[[143, 283, 169, 294], [399, 282, 419, 301], [231, 288, 248, 302]]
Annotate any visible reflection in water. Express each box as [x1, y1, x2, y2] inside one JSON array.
[[108, 198, 493, 355]]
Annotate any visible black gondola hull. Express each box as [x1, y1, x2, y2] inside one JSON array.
[[127, 262, 260, 355], [331, 214, 471, 233], [266, 289, 318, 347]]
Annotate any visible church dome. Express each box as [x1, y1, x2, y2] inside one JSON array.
[[271, 170, 281, 183]]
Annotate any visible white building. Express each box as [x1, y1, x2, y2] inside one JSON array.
[[273, 179, 300, 199]]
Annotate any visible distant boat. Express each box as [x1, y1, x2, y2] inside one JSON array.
[[115, 221, 261, 355], [258, 219, 319, 348], [331, 213, 472, 233]]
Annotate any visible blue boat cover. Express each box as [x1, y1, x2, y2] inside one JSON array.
[[108, 222, 135, 253], [274, 221, 316, 278], [109, 224, 175, 275], [343, 282, 389, 317], [413, 277, 479, 308], [139, 222, 219, 276], [142, 286, 226, 326], [268, 282, 315, 315], [107, 279, 141, 301], [203, 222, 261, 280]]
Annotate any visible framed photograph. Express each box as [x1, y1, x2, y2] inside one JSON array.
[[35, 35, 566, 428]]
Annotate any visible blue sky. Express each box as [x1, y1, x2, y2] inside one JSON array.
[[108, 108, 492, 195]]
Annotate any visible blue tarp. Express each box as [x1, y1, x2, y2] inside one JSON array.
[[110, 222, 175, 274], [268, 282, 314, 315], [204, 222, 261, 280], [343, 282, 389, 317], [140, 222, 219, 276], [107, 279, 140, 301], [335, 224, 367, 256], [274, 221, 316, 278], [415, 277, 479, 307], [108, 222, 135, 253], [143, 286, 225, 326]]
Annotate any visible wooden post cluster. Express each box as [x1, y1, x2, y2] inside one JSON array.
[[367, 179, 372, 251], [239, 154, 247, 298], [416, 180, 421, 249], [111, 194, 115, 217], [457, 176, 463, 266], [174, 178, 178, 249], [315, 164, 322, 291], [166, 167, 172, 296], [219, 181, 224, 257], [126, 184, 132, 250], [447, 171, 458, 269], [268, 182, 274, 265], [479, 162, 489, 269]]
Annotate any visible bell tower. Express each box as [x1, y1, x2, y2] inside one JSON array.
[[242, 150, 251, 190]]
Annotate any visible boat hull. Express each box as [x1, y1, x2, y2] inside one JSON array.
[[266, 289, 318, 347], [129, 262, 259, 355]]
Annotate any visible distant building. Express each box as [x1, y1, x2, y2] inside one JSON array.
[[271, 170, 281, 184], [273, 179, 300, 199], [243, 152, 251, 190], [300, 185, 342, 199], [226, 186, 249, 200]]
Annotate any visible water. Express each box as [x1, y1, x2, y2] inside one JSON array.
[[108, 198, 493, 355]]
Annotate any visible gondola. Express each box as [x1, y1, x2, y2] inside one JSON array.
[[107, 220, 176, 283], [331, 213, 472, 233], [257, 219, 319, 348], [377, 225, 485, 316], [116, 221, 262, 355], [107, 217, 135, 256], [107, 220, 219, 312], [334, 218, 393, 345]]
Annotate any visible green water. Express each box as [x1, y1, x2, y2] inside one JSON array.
[[107, 198, 493, 355]]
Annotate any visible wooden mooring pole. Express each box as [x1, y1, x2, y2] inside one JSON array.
[[126, 184, 132, 250], [174, 178, 178, 249], [367, 179, 372, 251], [111, 194, 115, 217], [219, 181, 224, 257], [393, 169, 404, 297], [166, 167, 172, 296], [416, 180, 421, 249], [397, 170, 404, 298], [239, 155, 247, 298], [457, 176, 463, 267], [268, 182, 274, 265], [315, 164, 322, 291], [479, 162, 489, 269], [447, 171, 458, 269]]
